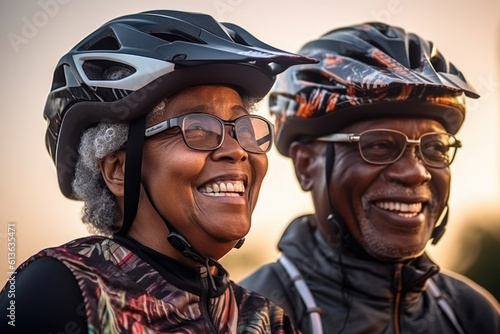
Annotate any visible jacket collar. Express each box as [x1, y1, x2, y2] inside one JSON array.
[[113, 235, 230, 297], [278, 215, 439, 298]]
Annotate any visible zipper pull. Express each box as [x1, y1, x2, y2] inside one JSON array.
[[393, 263, 403, 334]]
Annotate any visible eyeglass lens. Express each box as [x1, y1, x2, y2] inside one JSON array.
[[181, 114, 271, 153], [359, 130, 457, 168]]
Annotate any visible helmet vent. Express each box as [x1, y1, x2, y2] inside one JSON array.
[[51, 64, 67, 90], [448, 62, 459, 75], [298, 69, 335, 86], [224, 28, 251, 47], [149, 32, 201, 44], [353, 52, 385, 69], [408, 38, 421, 69], [86, 36, 120, 51], [78, 28, 121, 51], [82, 60, 135, 80], [430, 52, 446, 73], [370, 22, 397, 38]]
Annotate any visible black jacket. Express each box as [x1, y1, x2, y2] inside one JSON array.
[[241, 216, 500, 334]]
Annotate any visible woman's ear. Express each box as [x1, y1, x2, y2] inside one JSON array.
[[289, 141, 319, 192], [99, 151, 126, 198]]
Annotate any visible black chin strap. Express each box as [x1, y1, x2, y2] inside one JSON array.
[[325, 142, 348, 246], [325, 143, 379, 259], [431, 205, 449, 245], [119, 115, 147, 235], [233, 238, 245, 249], [117, 115, 238, 291], [142, 184, 225, 291], [325, 142, 350, 333]]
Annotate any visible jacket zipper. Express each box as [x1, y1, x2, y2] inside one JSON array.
[[393, 263, 403, 334], [200, 267, 220, 334]]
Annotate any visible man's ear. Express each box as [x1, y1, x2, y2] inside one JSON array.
[[99, 151, 126, 198], [289, 142, 320, 192]]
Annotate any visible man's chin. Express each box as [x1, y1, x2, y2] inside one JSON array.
[[361, 240, 426, 262]]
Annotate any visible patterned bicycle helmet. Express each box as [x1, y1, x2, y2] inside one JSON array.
[[44, 10, 316, 198], [270, 22, 479, 156]]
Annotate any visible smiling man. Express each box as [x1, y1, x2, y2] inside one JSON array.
[[240, 22, 500, 333]]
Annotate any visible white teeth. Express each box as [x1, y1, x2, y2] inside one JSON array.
[[199, 181, 245, 196], [235, 182, 244, 192], [375, 201, 422, 218]]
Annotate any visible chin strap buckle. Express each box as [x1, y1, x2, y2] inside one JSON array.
[[167, 232, 204, 263], [167, 231, 222, 291]]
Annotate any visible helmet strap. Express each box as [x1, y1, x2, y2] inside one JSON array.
[[233, 238, 245, 249], [117, 113, 237, 291], [325, 143, 373, 260], [325, 142, 348, 246], [431, 205, 449, 245], [141, 181, 223, 291], [119, 115, 147, 234]]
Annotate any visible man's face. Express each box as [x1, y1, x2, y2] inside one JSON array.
[[329, 117, 451, 261]]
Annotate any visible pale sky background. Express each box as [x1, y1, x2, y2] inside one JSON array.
[[0, 0, 499, 282]]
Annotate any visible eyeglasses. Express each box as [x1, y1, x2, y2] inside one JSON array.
[[145, 113, 273, 153], [317, 129, 462, 168]]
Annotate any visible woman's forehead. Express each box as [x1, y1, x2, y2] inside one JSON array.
[[153, 85, 247, 120]]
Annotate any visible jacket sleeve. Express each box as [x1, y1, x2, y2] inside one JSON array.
[[231, 280, 303, 334], [438, 270, 500, 334], [240, 262, 306, 329], [0, 257, 87, 333]]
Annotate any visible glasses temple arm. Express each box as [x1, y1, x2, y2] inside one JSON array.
[[145, 118, 182, 137], [256, 133, 272, 146], [316, 133, 358, 142]]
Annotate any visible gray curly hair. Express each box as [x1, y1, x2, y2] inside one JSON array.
[[72, 96, 259, 235], [72, 101, 166, 235]]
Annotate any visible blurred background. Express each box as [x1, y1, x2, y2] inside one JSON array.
[[0, 0, 499, 300]]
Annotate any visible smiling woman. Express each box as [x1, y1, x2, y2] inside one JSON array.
[[0, 9, 316, 333], [131, 86, 269, 262]]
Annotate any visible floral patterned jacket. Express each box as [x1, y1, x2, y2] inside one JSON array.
[[14, 236, 297, 334]]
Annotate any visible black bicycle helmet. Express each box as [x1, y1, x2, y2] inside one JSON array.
[[44, 9, 316, 198], [270, 22, 479, 156]]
